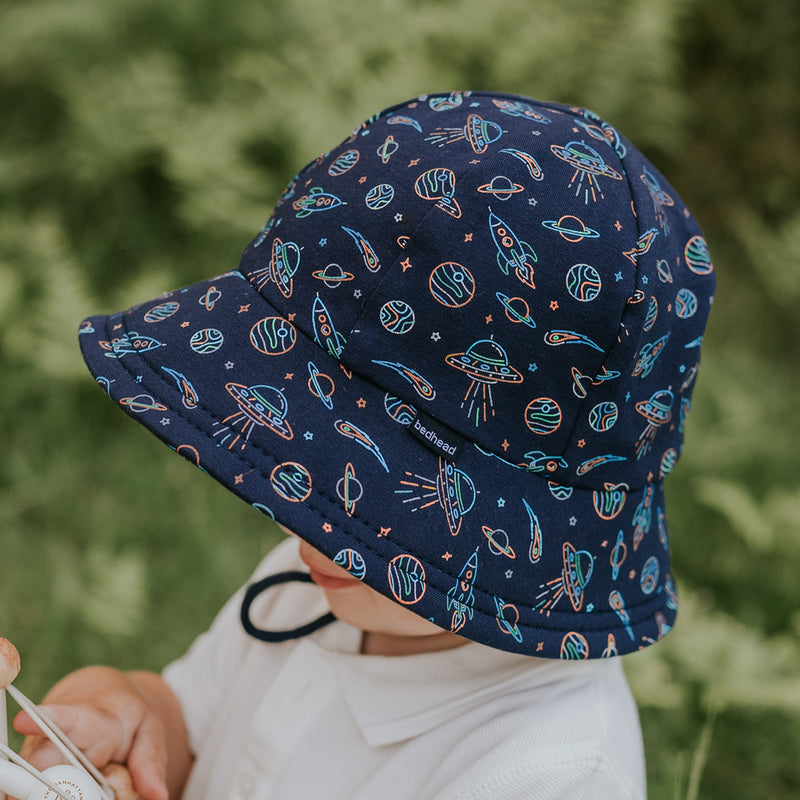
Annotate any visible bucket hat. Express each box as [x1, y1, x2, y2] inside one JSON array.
[[79, 91, 715, 659]]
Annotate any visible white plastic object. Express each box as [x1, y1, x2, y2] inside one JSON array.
[[0, 762, 102, 800]]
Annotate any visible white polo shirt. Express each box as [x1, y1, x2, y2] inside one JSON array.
[[163, 538, 646, 799]]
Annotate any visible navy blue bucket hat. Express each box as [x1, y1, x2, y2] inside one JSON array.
[[79, 91, 715, 659]]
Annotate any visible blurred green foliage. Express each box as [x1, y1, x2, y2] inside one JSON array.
[[1, 0, 798, 797]]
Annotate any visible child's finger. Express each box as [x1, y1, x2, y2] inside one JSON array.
[[126, 714, 169, 800], [14, 704, 125, 766]]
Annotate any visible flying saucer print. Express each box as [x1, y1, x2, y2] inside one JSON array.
[[396, 459, 476, 537], [550, 140, 623, 203], [534, 542, 594, 613], [425, 113, 503, 154], [635, 389, 673, 459], [446, 338, 524, 426], [541, 215, 600, 242], [477, 175, 525, 200], [213, 383, 293, 451]]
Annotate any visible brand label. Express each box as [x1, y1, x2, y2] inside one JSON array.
[[408, 411, 465, 460]]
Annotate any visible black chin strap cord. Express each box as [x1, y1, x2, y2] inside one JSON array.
[[240, 570, 337, 643]]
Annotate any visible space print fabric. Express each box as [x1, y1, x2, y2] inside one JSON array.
[[79, 91, 715, 659]]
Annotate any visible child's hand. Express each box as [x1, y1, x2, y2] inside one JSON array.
[[13, 666, 176, 800]]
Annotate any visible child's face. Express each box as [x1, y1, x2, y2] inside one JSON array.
[[283, 528, 466, 655]]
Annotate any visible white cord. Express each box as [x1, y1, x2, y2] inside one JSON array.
[[6, 686, 115, 800]]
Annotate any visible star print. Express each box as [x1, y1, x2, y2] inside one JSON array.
[[528, 363, 538, 373], [160, 417, 171, 426], [642, 275, 649, 285], [497, 498, 506, 508], [577, 439, 585, 448], [464, 232, 473, 242], [505, 570, 514, 579], [485, 314, 492, 324], [679, 364, 686, 373], [394, 213, 404, 222], [304, 431, 314, 441], [442, 552, 453, 561], [528, 198, 538, 206], [501, 439, 510, 451], [379, 527, 391, 537], [625, 391, 631, 402], [288, 313, 296, 321], [113, 323, 123, 331], [668, 303, 673, 312], [225, 361, 234, 369], [401, 257, 412, 271], [569, 516, 577, 526], [319, 238, 327, 246], [135, 375, 143, 383], [615, 220, 623, 231], [358, 176, 367, 184], [536, 642, 544, 652], [531, 130, 542, 136], [408, 159, 420, 167], [615, 271, 624, 282], [354, 289, 362, 298], [356, 398, 367, 408], [180, 321, 190, 328], [629, 569, 637, 580], [601, 540, 608, 548], [234, 474, 244, 485], [322, 522, 333, 533], [469, 159, 481, 165], [284, 373, 294, 380], [550, 300, 559, 310], [238, 304, 250, 314], [431, 332, 441, 341]]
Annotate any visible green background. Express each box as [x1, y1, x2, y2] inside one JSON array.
[[1, 0, 799, 797]]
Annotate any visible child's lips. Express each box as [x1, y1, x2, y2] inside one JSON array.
[[306, 566, 360, 591], [298, 545, 359, 590]]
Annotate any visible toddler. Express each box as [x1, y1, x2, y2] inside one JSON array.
[[17, 90, 715, 799]]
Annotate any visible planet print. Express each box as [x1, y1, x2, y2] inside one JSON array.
[[675, 288, 698, 318], [429, 262, 475, 307], [250, 317, 297, 356], [143, 301, 180, 323], [365, 183, 394, 210], [524, 397, 562, 435], [189, 328, 224, 354], [565, 264, 602, 302], [380, 300, 415, 334]]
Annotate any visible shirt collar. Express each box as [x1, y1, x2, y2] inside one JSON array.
[[308, 620, 572, 747]]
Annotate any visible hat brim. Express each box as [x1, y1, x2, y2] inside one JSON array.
[[80, 269, 676, 658]]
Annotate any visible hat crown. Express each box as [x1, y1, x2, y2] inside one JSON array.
[[238, 92, 714, 492]]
